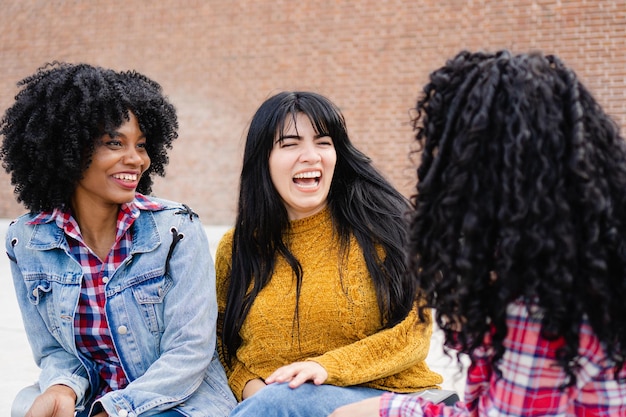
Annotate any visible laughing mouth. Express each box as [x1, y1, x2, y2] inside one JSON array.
[[293, 171, 321, 188]]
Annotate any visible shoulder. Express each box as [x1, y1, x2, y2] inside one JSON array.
[[139, 195, 201, 224], [215, 228, 235, 258], [214, 228, 235, 290], [141, 195, 190, 212], [5, 212, 62, 260], [6, 212, 47, 242], [134, 196, 207, 246], [7, 212, 37, 229]]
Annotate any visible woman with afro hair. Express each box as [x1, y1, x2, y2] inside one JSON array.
[[331, 50, 626, 416], [2, 63, 236, 417]]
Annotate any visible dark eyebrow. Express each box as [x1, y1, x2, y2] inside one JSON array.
[[105, 130, 146, 140], [279, 134, 301, 140], [279, 133, 329, 139]]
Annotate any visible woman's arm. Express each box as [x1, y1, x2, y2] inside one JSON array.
[[215, 230, 267, 401], [328, 396, 381, 417], [96, 212, 220, 414], [6, 225, 90, 410], [330, 393, 471, 417], [241, 378, 267, 399], [23, 384, 78, 417], [310, 307, 440, 387], [260, 306, 440, 392]]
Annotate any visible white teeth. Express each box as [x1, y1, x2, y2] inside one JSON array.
[[293, 171, 321, 179], [113, 173, 138, 181]]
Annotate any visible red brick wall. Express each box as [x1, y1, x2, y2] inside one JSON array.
[[1, 0, 624, 225]]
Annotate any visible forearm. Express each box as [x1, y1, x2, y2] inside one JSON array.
[[242, 378, 267, 399], [10, 263, 90, 404], [27, 384, 78, 417], [313, 308, 434, 385], [228, 361, 267, 401]]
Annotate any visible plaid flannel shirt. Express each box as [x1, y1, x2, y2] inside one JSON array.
[[380, 300, 626, 416], [29, 194, 163, 398]]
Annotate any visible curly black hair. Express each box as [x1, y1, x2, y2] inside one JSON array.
[[409, 50, 626, 385], [0, 62, 178, 212]]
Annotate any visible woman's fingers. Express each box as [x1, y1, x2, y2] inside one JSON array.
[[265, 361, 328, 388]]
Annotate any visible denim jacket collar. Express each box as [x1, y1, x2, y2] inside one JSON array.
[[26, 210, 162, 254]]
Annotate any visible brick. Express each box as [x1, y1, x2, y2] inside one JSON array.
[[0, 0, 624, 225]]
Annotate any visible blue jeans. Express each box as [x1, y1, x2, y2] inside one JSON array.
[[229, 383, 385, 417]]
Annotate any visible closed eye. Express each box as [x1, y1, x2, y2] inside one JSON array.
[[316, 135, 333, 146], [277, 137, 300, 148]]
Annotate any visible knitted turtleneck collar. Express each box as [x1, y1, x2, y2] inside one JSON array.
[[288, 206, 332, 235]]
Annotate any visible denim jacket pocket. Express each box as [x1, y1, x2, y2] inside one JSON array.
[[24, 274, 52, 305], [22, 271, 81, 341], [130, 272, 174, 334]]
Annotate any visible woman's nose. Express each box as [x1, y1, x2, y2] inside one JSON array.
[[124, 147, 144, 165], [299, 143, 321, 163]]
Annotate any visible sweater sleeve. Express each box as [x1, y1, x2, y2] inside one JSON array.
[[309, 306, 441, 388], [215, 230, 263, 401], [214, 229, 233, 371]]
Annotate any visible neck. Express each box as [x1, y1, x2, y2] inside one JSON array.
[[71, 200, 120, 260]]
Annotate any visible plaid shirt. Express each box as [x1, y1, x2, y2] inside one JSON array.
[[29, 194, 163, 399], [380, 300, 626, 416]]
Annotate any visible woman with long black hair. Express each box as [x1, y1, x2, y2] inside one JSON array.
[[216, 91, 442, 416]]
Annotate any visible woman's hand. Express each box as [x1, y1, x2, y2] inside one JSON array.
[[265, 361, 328, 389], [327, 396, 381, 417], [242, 378, 267, 399], [25, 385, 76, 417]]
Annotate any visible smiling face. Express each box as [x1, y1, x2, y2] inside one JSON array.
[[72, 111, 150, 212], [268, 112, 337, 220]]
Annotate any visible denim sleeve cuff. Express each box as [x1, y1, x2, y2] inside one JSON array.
[[45, 375, 90, 409], [96, 393, 135, 417]]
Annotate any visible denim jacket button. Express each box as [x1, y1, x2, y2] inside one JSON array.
[[118, 410, 128, 417], [117, 325, 128, 335]]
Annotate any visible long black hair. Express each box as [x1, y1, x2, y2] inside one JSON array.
[[0, 62, 178, 212], [409, 50, 626, 385], [222, 91, 412, 363]]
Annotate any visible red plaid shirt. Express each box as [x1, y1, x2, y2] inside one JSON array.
[[380, 300, 626, 416], [29, 194, 163, 399]]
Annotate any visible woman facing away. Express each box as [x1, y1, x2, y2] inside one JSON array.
[[1, 63, 236, 417], [215, 91, 444, 416], [331, 50, 626, 416]]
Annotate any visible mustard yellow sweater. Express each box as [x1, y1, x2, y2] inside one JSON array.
[[215, 208, 442, 401]]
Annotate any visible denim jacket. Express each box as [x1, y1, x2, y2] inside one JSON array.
[[6, 197, 236, 417]]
